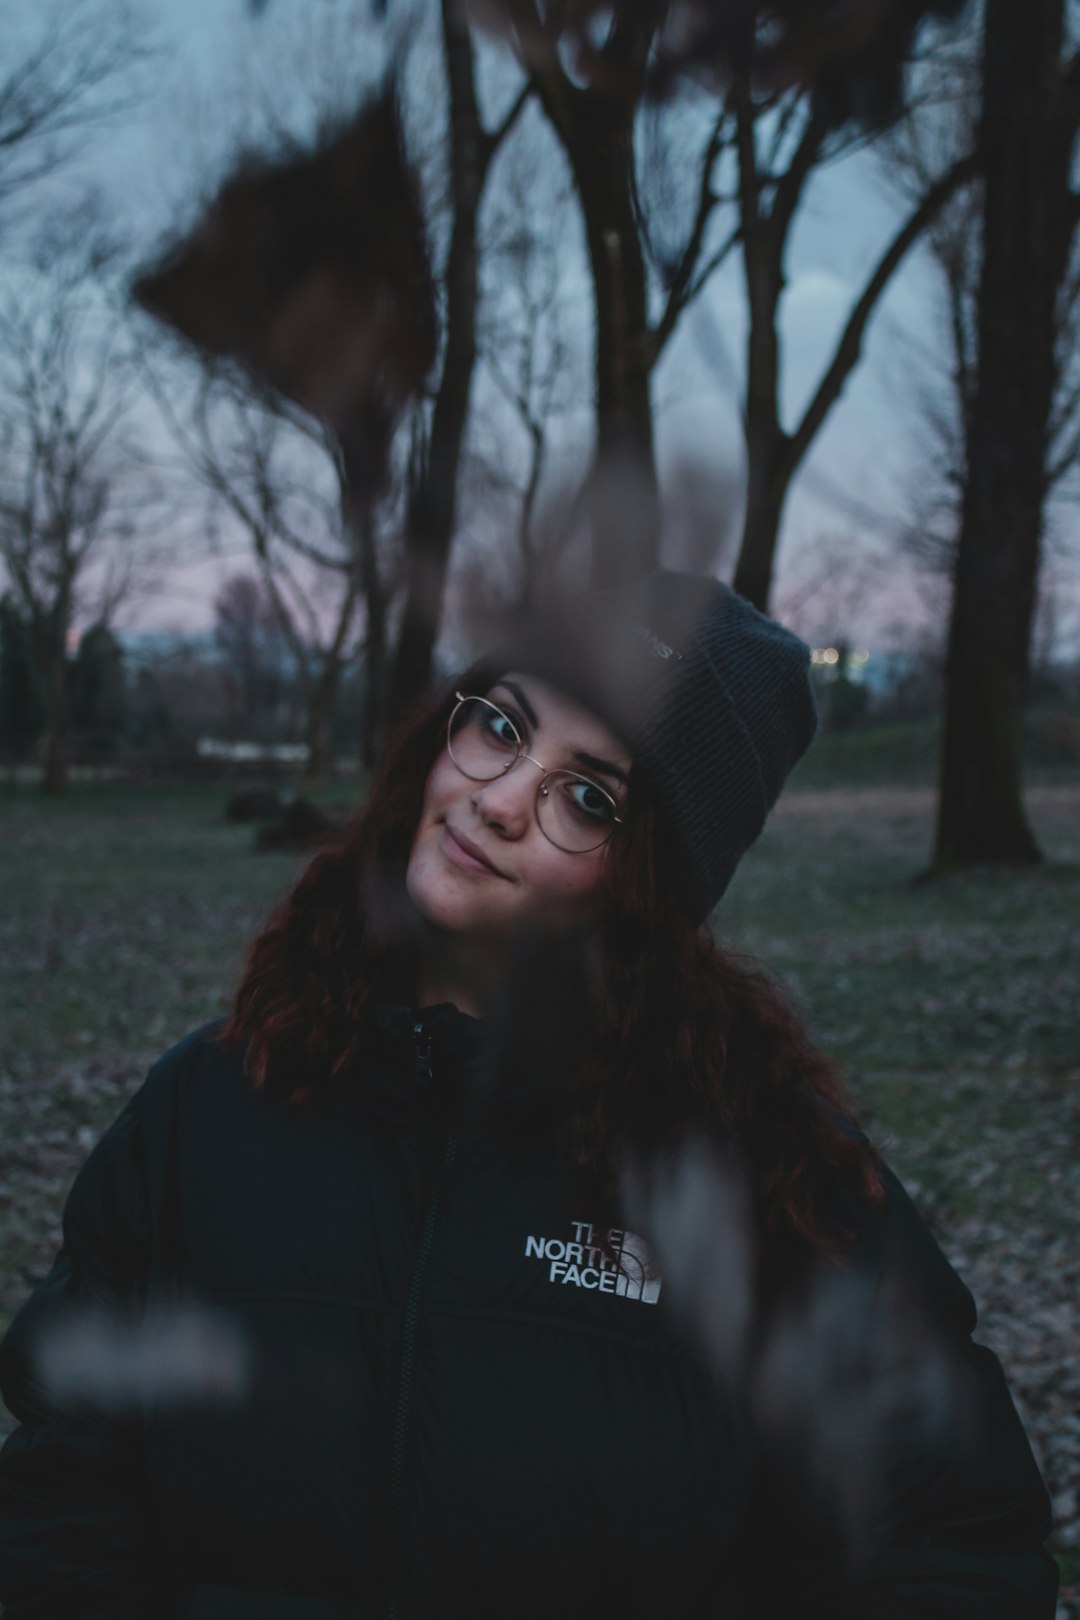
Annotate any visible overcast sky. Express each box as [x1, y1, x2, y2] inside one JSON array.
[[4, 0, 972, 652]]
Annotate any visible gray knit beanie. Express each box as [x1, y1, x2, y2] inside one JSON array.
[[500, 570, 817, 921]]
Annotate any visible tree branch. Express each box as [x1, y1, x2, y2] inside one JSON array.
[[648, 105, 731, 362], [0, 1, 152, 205], [483, 80, 532, 169], [766, 103, 829, 261], [1045, 418, 1080, 490], [652, 221, 741, 365], [759, 87, 804, 180], [790, 150, 979, 468], [733, 80, 762, 278], [500, 0, 580, 152]]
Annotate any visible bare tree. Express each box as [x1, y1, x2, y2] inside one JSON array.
[[497, 4, 662, 586], [726, 62, 977, 611], [773, 528, 898, 646], [135, 0, 528, 733], [146, 358, 379, 779], [385, 0, 531, 722], [0, 0, 151, 232], [484, 11, 740, 588], [469, 134, 588, 611], [473, 1, 971, 593], [470, 0, 968, 118], [890, 39, 1080, 656], [0, 245, 158, 793], [882, 29, 997, 575], [929, 0, 1080, 870], [213, 572, 290, 737], [886, 3, 1080, 868]]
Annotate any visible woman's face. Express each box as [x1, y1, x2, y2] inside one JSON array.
[[406, 673, 632, 944]]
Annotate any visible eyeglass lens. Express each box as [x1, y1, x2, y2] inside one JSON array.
[[448, 695, 521, 778], [447, 696, 619, 853]]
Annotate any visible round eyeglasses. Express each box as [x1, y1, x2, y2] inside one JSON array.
[[446, 692, 625, 854]]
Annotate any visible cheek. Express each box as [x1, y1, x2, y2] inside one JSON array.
[[405, 763, 449, 891], [528, 847, 609, 921], [420, 750, 458, 819]]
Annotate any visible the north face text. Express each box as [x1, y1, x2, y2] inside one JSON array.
[[524, 1220, 662, 1304]]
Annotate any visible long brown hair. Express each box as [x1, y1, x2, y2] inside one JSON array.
[[224, 667, 881, 1249]]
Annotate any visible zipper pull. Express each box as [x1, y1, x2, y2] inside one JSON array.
[[413, 1019, 433, 1086]]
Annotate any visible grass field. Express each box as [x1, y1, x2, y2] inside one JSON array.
[[1, 736, 1078, 1603]]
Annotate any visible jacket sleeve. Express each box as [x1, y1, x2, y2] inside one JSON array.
[[752, 1164, 1059, 1618], [0, 1083, 165, 1619]]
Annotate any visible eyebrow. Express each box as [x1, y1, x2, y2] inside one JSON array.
[[574, 751, 629, 788], [498, 679, 539, 730], [497, 680, 629, 787]]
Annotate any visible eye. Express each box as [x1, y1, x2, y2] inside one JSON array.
[[479, 703, 520, 751], [564, 777, 617, 823]]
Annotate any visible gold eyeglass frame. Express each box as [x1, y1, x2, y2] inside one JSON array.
[[446, 692, 625, 854]]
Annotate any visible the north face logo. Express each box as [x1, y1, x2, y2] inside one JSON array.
[[524, 1220, 662, 1304]]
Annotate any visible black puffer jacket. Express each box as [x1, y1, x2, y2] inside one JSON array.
[[0, 1011, 1058, 1619]]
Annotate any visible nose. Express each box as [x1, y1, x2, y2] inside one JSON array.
[[471, 759, 538, 839]]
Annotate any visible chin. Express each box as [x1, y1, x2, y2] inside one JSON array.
[[405, 851, 504, 939]]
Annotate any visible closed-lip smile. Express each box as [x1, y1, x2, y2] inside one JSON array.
[[443, 825, 511, 880]]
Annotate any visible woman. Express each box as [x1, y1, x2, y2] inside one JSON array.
[[0, 571, 1057, 1618]]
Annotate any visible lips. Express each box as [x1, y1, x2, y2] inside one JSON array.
[[443, 825, 511, 880]]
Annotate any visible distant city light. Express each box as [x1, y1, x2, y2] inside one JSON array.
[[811, 647, 872, 668]]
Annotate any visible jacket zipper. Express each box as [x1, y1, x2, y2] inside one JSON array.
[[383, 1020, 459, 1620]]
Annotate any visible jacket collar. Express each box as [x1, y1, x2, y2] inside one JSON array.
[[369, 999, 484, 1066], [361, 999, 576, 1144]]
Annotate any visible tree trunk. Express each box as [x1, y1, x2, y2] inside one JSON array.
[[387, 0, 485, 722], [732, 244, 790, 610], [726, 84, 973, 615], [729, 80, 792, 614], [934, 0, 1072, 870], [530, 19, 660, 588], [732, 444, 793, 610], [565, 94, 659, 586], [303, 663, 339, 784], [731, 268, 792, 609], [40, 633, 69, 795]]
